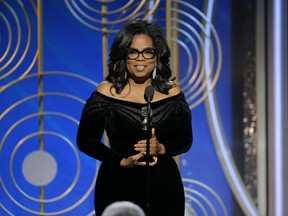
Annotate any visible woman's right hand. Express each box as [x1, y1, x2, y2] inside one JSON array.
[[120, 153, 158, 168]]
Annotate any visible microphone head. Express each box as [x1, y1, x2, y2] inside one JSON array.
[[144, 86, 155, 103]]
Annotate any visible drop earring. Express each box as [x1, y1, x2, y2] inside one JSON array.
[[152, 65, 157, 79], [124, 71, 127, 79]]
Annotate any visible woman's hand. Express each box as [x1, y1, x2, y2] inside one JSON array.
[[134, 128, 166, 156], [120, 153, 158, 168]]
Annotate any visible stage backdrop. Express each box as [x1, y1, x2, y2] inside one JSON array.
[[0, 1, 259, 215]]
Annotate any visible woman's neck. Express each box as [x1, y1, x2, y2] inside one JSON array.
[[128, 78, 152, 88]]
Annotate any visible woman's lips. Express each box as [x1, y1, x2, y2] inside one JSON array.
[[135, 65, 145, 71]]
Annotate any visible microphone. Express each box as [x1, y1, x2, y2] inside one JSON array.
[[141, 86, 154, 131], [138, 86, 155, 163], [144, 86, 154, 103]]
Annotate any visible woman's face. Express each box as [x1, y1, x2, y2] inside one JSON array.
[[126, 34, 156, 83]]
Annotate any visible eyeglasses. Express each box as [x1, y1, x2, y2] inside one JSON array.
[[126, 48, 156, 60]]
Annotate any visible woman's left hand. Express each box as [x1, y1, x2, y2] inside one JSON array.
[[134, 128, 166, 156]]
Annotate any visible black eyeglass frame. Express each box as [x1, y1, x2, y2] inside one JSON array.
[[126, 48, 157, 60]]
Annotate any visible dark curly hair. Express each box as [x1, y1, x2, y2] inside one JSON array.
[[106, 19, 174, 94]]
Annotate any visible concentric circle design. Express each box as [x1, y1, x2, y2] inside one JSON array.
[[170, 1, 222, 109], [64, 0, 161, 33], [183, 178, 228, 216], [0, 72, 100, 215], [8, 129, 80, 203], [0, 1, 38, 88]]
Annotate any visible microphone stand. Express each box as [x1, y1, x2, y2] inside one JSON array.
[[140, 85, 154, 216], [145, 99, 152, 216]]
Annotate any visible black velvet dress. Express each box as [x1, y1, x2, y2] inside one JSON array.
[[77, 91, 193, 216]]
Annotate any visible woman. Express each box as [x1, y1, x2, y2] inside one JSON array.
[[77, 19, 193, 216]]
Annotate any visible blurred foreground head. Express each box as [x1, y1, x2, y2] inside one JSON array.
[[102, 201, 145, 216]]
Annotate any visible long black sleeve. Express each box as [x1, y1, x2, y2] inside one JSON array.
[[76, 93, 122, 165]]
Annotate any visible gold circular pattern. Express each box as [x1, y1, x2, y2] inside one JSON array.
[[170, 1, 222, 109], [0, 72, 100, 215], [0, 1, 38, 88], [64, 0, 160, 33], [183, 178, 228, 216]]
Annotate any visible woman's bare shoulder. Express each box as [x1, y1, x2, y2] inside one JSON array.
[[96, 81, 113, 95], [168, 81, 181, 96], [154, 81, 181, 101]]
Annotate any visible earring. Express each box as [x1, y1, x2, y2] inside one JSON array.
[[124, 71, 127, 79], [152, 65, 156, 79]]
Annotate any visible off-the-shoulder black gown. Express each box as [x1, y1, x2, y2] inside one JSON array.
[[77, 91, 193, 216]]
